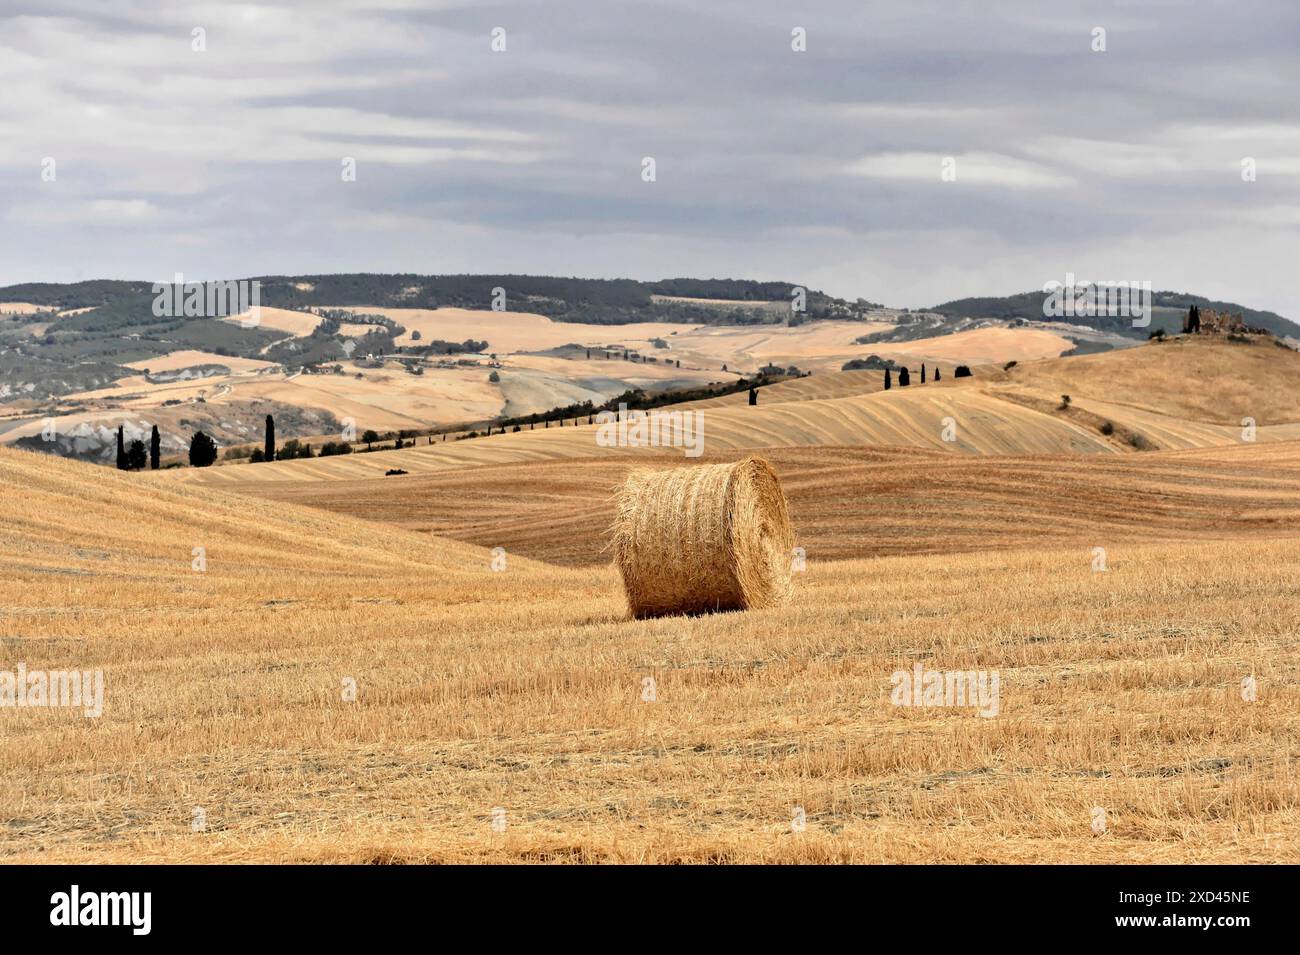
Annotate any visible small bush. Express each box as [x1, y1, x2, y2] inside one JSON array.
[[1099, 421, 1115, 436], [276, 439, 313, 460], [842, 356, 894, 371]]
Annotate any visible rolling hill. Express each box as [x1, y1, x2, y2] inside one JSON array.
[[936, 289, 1300, 339], [996, 333, 1300, 425], [155, 337, 1300, 491], [7, 276, 1293, 467]]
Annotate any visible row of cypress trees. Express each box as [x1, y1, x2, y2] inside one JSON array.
[[115, 425, 161, 470], [879, 363, 973, 389], [114, 423, 221, 469], [883, 363, 941, 390]]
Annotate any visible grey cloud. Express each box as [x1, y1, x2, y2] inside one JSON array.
[[2, 0, 1298, 316]]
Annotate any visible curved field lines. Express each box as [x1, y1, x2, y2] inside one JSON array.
[[163, 382, 1116, 488]]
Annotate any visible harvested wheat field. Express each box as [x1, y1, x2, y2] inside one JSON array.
[[223, 442, 1300, 567], [1, 439, 1297, 864], [348, 306, 698, 353], [339, 306, 1060, 375], [868, 326, 1076, 366], [123, 350, 279, 375], [0, 302, 56, 315]]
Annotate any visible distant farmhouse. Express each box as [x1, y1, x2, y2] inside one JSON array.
[[1182, 305, 1271, 337]]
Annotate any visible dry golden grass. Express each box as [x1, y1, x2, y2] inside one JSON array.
[[1001, 335, 1300, 425], [1, 443, 1297, 863]]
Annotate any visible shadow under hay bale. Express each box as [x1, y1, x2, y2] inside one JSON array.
[[612, 455, 795, 618]]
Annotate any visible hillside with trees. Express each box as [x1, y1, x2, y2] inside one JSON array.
[[934, 290, 1299, 339]]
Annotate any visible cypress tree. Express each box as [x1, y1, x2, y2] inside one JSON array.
[[899, 367, 911, 386], [934, 367, 941, 381], [884, 369, 891, 390], [921, 364, 926, 383], [149, 425, 160, 470], [116, 425, 126, 470], [748, 387, 757, 406], [265, 414, 275, 462], [188, 431, 218, 467]]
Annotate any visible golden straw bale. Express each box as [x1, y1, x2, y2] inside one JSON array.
[[612, 455, 795, 618]]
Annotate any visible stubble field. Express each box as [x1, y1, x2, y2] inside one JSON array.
[[1, 419, 1297, 862]]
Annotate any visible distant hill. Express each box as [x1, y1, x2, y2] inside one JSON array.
[[0, 274, 867, 328], [934, 290, 1300, 339], [0, 273, 874, 407]]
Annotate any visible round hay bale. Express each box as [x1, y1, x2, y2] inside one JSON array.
[[612, 455, 795, 618]]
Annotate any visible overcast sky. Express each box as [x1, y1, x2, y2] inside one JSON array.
[[2, 0, 1298, 315]]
